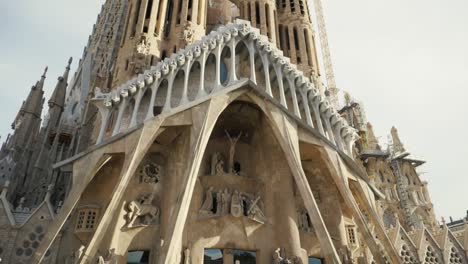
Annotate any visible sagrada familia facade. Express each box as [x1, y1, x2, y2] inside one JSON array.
[[0, 0, 466, 263]]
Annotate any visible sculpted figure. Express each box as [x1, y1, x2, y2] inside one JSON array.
[[141, 162, 161, 184], [199, 187, 214, 215], [231, 190, 243, 217], [184, 247, 191, 264], [247, 193, 266, 224], [125, 194, 159, 228], [211, 152, 225, 175], [273, 248, 283, 264], [225, 130, 242, 174], [74, 245, 85, 264], [221, 188, 231, 215], [216, 190, 223, 215]]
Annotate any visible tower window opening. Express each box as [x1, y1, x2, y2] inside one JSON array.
[[282, 0, 287, 9], [255, 2, 261, 28], [145, 0, 154, 19], [293, 27, 301, 63], [265, 4, 271, 39], [285, 27, 291, 56], [187, 0, 193, 21], [289, 0, 295, 12], [299, 0, 305, 15], [247, 3, 252, 22], [279, 24, 284, 50], [164, 0, 174, 38], [176, 0, 184, 24], [303, 29, 312, 66], [131, 0, 143, 36]]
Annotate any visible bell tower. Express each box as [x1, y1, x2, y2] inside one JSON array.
[[111, 0, 208, 87]]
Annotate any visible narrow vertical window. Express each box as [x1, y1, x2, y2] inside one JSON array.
[[187, 0, 193, 21], [145, 0, 153, 19], [278, 24, 284, 50], [290, 0, 295, 12], [304, 29, 311, 66], [265, 4, 271, 39], [293, 27, 301, 63], [176, 0, 184, 24], [247, 3, 251, 22], [164, 0, 174, 37], [255, 2, 261, 27], [131, 0, 143, 37], [299, 0, 305, 15], [285, 26, 291, 56]]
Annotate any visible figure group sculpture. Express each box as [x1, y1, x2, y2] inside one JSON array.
[[199, 187, 266, 224], [124, 193, 159, 229]]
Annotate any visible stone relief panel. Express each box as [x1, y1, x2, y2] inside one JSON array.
[[199, 186, 266, 224], [138, 161, 162, 184]]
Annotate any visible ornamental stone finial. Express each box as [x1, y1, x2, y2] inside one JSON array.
[[391, 126, 406, 154], [366, 122, 380, 150]]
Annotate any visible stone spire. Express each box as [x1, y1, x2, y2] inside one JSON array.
[[48, 57, 72, 110], [8, 68, 47, 148], [366, 122, 380, 150], [391, 126, 406, 154]]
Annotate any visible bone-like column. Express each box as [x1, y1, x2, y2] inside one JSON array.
[[80, 118, 166, 264], [322, 149, 402, 263], [254, 99, 341, 264], [32, 153, 114, 263]]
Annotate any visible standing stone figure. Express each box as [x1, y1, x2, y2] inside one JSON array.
[[74, 245, 85, 264], [184, 246, 191, 264], [231, 190, 243, 217], [221, 188, 231, 214], [216, 190, 223, 215], [225, 130, 242, 174], [200, 187, 214, 215], [211, 152, 225, 175]]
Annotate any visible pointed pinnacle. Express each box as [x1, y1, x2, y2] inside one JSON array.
[[67, 57, 73, 68], [42, 66, 48, 78]]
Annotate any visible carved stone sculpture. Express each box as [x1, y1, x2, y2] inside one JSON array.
[[97, 248, 116, 264], [211, 152, 225, 175], [139, 161, 161, 184], [225, 130, 243, 174], [298, 209, 312, 232], [124, 194, 159, 229], [231, 190, 243, 217], [221, 188, 231, 215], [199, 187, 214, 215], [74, 245, 85, 264], [184, 247, 190, 264], [247, 193, 266, 224]]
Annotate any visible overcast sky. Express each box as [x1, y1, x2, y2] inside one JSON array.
[[0, 0, 466, 220]]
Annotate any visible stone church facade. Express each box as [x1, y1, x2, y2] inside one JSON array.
[[0, 0, 466, 263]]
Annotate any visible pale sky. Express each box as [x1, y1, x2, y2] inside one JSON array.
[[0, 0, 466, 221]]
